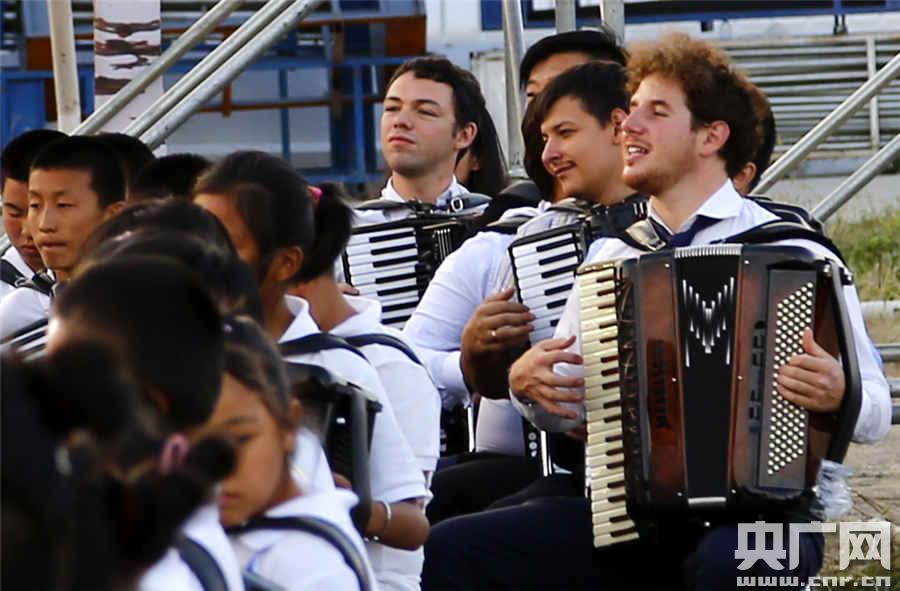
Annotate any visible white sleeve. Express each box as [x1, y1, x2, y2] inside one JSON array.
[[510, 286, 586, 433], [372, 354, 441, 473], [402, 236, 502, 409], [841, 283, 891, 443], [343, 357, 428, 503]]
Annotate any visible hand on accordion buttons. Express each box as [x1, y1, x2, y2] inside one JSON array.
[[775, 328, 846, 413], [509, 336, 585, 419], [462, 288, 535, 355]]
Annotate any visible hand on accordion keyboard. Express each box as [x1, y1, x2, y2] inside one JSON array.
[[337, 282, 360, 296], [462, 288, 535, 355], [508, 336, 585, 419], [775, 328, 846, 413]]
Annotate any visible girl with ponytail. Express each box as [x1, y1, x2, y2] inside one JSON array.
[[200, 316, 377, 590], [193, 152, 429, 591]]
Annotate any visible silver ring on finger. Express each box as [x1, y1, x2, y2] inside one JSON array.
[[491, 329, 497, 340]]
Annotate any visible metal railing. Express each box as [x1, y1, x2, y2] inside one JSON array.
[[74, 0, 245, 135], [140, 0, 324, 149], [754, 48, 900, 194], [123, 0, 301, 140], [501, 0, 526, 177]]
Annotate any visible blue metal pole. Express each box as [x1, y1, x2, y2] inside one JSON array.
[[278, 67, 291, 161]]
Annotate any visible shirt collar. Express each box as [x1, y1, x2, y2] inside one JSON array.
[[278, 296, 321, 343], [329, 295, 382, 337], [648, 179, 743, 233], [380, 176, 468, 208], [2, 247, 34, 278], [231, 489, 359, 550]]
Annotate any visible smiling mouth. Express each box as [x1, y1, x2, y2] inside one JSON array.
[[552, 163, 575, 176]]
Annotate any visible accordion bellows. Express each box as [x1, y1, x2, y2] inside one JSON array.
[[577, 245, 862, 548]]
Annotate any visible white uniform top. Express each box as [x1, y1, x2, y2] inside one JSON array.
[[403, 203, 550, 456], [0, 247, 32, 301], [0, 283, 51, 340], [279, 296, 427, 591], [137, 503, 245, 591], [331, 295, 441, 474], [229, 489, 378, 591], [512, 180, 892, 445]]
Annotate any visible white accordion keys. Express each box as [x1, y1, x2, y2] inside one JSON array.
[[578, 262, 639, 548]]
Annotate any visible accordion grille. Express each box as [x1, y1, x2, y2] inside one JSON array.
[[766, 282, 814, 476], [578, 262, 639, 548]]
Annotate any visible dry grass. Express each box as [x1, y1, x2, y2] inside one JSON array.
[[827, 212, 900, 302]]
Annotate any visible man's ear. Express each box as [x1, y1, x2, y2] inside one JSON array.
[[454, 121, 478, 152], [103, 200, 125, 219], [610, 108, 628, 143], [731, 162, 757, 196], [270, 246, 304, 283], [699, 120, 730, 156]]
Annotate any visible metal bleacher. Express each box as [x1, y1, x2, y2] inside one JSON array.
[[724, 34, 900, 156]]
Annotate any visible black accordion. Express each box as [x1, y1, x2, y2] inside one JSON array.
[[342, 215, 472, 328], [576, 245, 862, 548], [284, 362, 382, 530], [509, 196, 648, 344]]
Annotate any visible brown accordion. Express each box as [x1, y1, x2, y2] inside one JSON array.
[[577, 244, 861, 548]]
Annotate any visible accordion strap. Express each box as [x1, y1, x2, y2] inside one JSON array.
[[480, 213, 534, 235], [719, 220, 846, 265], [356, 193, 490, 215], [748, 195, 824, 233], [279, 333, 368, 362], [226, 516, 372, 591], [0, 259, 25, 288], [344, 333, 423, 365], [174, 535, 228, 591]]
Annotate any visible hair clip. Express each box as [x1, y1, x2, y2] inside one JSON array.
[[160, 433, 190, 474], [309, 185, 323, 203]]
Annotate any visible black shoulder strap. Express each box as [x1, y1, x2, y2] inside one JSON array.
[[344, 333, 422, 365], [0, 259, 25, 288], [227, 516, 372, 591], [174, 536, 229, 591], [479, 213, 533, 235], [720, 220, 846, 264], [747, 195, 824, 234], [279, 333, 368, 362], [19, 272, 55, 297]]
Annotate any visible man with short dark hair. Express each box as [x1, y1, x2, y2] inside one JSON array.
[[0, 136, 126, 340], [0, 129, 65, 300], [359, 56, 484, 225]]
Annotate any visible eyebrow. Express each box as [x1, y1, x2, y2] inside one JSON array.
[[541, 120, 578, 135], [632, 98, 671, 110], [384, 96, 442, 109], [28, 188, 70, 198], [223, 416, 258, 427]]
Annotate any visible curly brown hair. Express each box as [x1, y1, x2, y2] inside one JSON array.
[[626, 32, 762, 178]]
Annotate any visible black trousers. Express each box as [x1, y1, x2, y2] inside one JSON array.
[[422, 496, 824, 591], [426, 452, 540, 524]]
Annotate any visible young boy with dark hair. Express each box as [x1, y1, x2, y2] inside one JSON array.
[[0, 129, 66, 299], [0, 136, 126, 339]]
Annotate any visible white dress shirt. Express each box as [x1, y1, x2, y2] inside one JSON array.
[[332, 295, 441, 475], [513, 180, 892, 445], [229, 489, 377, 591], [138, 503, 245, 591], [403, 203, 550, 456], [278, 295, 427, 591]]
